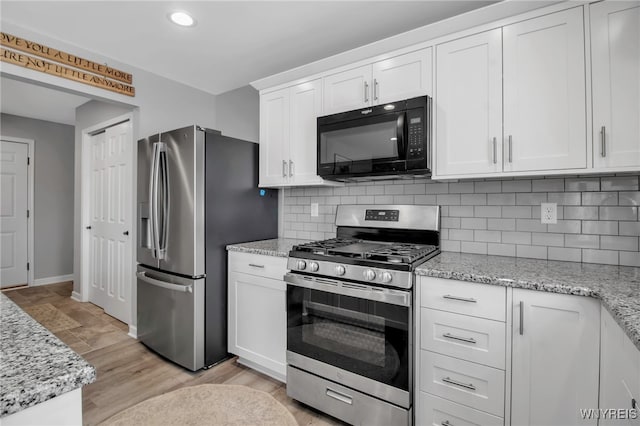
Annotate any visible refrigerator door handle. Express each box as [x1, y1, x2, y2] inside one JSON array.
[[136, 271, 193, 293], [149, 142, 161, 258], [158, 144, 169, 260]]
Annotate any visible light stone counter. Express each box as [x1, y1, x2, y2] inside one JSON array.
[[416, 252, 640, 350]]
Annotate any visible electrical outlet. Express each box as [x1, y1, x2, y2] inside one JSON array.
[[541, 203, 557, 224], [311, 203, 319, 217]]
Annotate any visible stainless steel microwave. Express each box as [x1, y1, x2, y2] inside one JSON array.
[[317, 95, 431, 181]]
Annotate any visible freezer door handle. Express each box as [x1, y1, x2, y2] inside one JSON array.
[[136, 271, 193, 293]]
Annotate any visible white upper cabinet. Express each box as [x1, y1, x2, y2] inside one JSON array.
[[323, 65, 371, 115], [503, 7, 587, 172], [371, 48, 432, 105], [289, 79, 324, 186], [259, 88, 290, 187], [435, 28, 503, 177], [591, 1, 640, 170], [511, 289, 600, 426], [259, 79, 334, 187], [322, 48, 432, 115]]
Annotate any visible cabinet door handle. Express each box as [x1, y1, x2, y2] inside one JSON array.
[[600, 126, 606, 157], [282, 160, 287, 178], [492, 137, 497, 164], [248, 264, 264, 269], [519, 300, 524, 335], [508, 135, 513, 163], [289, 159, 294, 177], [364, 81, 369, 103], [373, 78, 379, 101], [442, 377, 476, 391], [443, 333, 477, 344], [443, 294, 477, 303], [441, 421, 454, 426]]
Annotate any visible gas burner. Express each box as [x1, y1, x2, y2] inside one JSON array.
[[293, 238, 359, 255]]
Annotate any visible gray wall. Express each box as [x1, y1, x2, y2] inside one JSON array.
[[281, 175, 640, 267], [1, 113, 75, 279], [215, 85, 259, 143]]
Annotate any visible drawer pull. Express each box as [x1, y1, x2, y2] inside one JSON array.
[[326, 387, 353, 405], [442, 421, 454, 426], [442, 333, 477, 344], [443, 294, 477, 303], [442, 376, 476, 391], [248, 263, 265, 268]]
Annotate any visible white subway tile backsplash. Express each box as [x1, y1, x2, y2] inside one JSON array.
[[601, 176, 639, 191], [599, 206, 638, 221], [282, 174, 640, 266], [532, 179, 564, 192], [548, 247, 582, 262], [461, 218, 487, 230], [582, 249, 618, 265], [502, 180, 532, 192], [517, 245, 547, 260], [488, 193, 516, 205], [565, 178, 600, 192], [488, 243, 516, 257]]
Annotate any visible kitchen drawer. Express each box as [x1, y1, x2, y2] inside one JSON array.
[[420, 351, 505, 417], [421, 308, 506, 369], [420, 277, 506, 322], [418, 391, 503, 426], [228, 251, 287, 281]]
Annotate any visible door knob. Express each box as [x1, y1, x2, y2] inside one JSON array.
[[85, 226, 92, 230], [123, 231, 129, 236]]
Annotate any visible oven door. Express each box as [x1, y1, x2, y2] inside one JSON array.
[[317, 110, 406, 178], [285, 273, 412, 408]]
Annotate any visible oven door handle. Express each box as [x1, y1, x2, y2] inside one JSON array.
[[284, 273, 411, 307]]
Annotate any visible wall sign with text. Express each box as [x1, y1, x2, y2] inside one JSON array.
[[0, 32, 135, 97]]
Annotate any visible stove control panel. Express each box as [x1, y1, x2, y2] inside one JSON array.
[[365, 209, 399, 222]]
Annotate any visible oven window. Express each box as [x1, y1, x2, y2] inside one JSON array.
[[287, 285, 410, 392], [319, 117, 399, 166]]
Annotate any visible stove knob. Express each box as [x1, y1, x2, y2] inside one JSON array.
[[296, 260, 307, 270], [381, 272, 393, 283], [309, 262, 319, 272], [363, 269, 376, 281], [334, 265, 346, 276]]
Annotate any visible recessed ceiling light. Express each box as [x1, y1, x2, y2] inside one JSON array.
[[169, 11, 196, 27]]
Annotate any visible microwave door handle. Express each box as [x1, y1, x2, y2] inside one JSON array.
[[396, 113, 406, 158]]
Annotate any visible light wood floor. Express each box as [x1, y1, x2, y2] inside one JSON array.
[[3, 282, 343, 426]]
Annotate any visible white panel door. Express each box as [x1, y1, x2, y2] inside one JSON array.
[[372, 47, 432, 104], [503, 7, 587, 172], [591, 1, 640, 169], [322, 65, 371, 114], [511, 289, 600, 426], [259, 88, 290, 187], [89, 121, 132, 323], [0, 141, 29, 288], [289, 79, 324, 186], [435, 29, 503, 177]]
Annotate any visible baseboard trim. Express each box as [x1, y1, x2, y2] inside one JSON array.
[[70, 291, 83, 302], [33, 274, 74, 287], [128, 325, 137, 339]]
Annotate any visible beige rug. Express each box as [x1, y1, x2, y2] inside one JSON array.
[[23, 303, 81, 332], [101, 384, 298, 426]]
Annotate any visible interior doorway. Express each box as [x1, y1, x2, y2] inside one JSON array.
[[84, 118, 133, 324], [0, 137, 34, 288]]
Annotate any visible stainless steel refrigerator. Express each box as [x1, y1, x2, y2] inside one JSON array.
[[136, 125, 278, 371]]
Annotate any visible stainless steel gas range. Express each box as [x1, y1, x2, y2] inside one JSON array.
[[284, 204, 440, 426]]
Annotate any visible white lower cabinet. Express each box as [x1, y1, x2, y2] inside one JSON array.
[[227, 251, 287, 382], [419, 392, 503, 426], [511, 289, 600, 426], [599, 308, 640, 426]]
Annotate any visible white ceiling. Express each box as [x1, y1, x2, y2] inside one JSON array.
[[0, 77, 90, 125], [0, 1, 499, 96]]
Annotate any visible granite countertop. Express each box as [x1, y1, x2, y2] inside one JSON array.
[[0, 293, 96, 417], [226, 238, 311, 258], [416, 252, 640, 350]]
